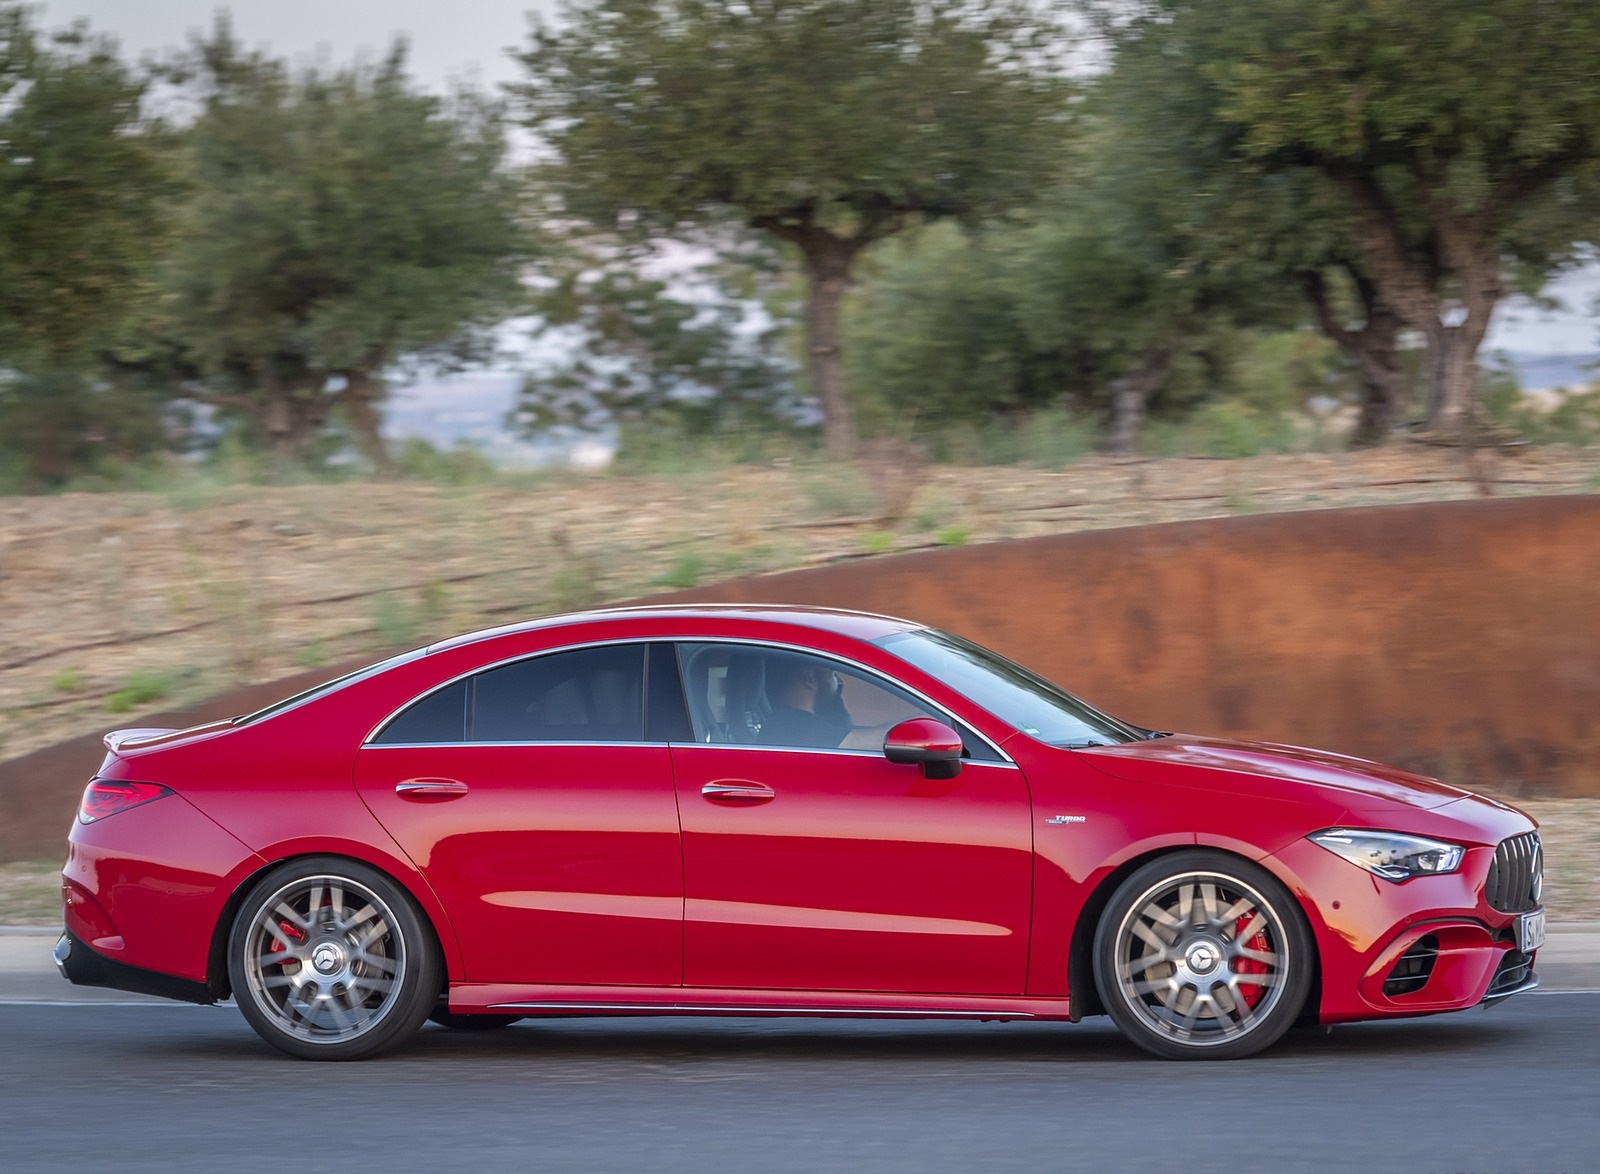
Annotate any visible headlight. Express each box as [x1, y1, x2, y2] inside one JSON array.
[[1308, 829, 1465, 882]]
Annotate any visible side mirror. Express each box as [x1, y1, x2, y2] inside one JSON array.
[[883, 717, 964, 780]]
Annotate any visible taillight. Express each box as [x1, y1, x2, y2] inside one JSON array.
[[78, 780, 173, 824]]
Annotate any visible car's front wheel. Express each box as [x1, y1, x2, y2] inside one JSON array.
[[228, 857, 440, 1061], [1093, 851, 1313, 1060]]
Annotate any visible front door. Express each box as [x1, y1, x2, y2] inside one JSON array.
[[671, 643, 1033, 996]]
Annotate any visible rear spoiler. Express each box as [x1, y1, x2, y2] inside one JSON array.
[[103, 720, 235, 754]]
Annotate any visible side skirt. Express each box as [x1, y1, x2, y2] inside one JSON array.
[[449, 983, 1073, 1022]]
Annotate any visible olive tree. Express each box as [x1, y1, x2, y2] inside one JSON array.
[[515, 0, 1067, 456]]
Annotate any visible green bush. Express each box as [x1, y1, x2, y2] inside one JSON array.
[[652, 552, 704, 590], [105, 669, 174, 714]]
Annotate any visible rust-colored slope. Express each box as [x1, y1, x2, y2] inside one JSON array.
[[4, 497, 1596, 862]]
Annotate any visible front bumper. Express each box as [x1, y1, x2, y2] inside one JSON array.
[[54, 929, 217, 1005], [1266, 836, 1544, 1023]]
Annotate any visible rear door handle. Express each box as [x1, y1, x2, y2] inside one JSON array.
[[396, 778, 469, 800], [701, 781, 776, 803]]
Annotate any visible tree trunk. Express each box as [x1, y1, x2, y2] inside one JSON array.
[[1332, 169, 1504, 443], [1304, 270, 1409, 446], [1349, 306, 1409, 446], [1106, 348, 1171, 454], [800, 240, 861, 460], [340, 371, 393, 474]]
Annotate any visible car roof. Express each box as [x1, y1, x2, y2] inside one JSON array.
[[424, 603, 925, 654]]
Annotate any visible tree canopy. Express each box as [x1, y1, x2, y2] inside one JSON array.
[[155, 24, 530, 464], [0, 5, 177, 371], [515, 0, 1069, 455], [1098, 0, 1600, 439]]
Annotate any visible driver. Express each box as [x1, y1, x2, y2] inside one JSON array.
[[761, 654, 853, 748]]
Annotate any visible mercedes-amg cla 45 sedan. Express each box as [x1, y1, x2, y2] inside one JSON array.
[[58, 605, 1544, 1060]]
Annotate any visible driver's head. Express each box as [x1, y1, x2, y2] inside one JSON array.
[[766, 654, 842, 714]]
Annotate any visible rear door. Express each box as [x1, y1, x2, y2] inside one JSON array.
[[354, 642, 684, 986]]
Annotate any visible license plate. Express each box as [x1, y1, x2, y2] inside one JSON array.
[[1516, 908, 1545, 953]]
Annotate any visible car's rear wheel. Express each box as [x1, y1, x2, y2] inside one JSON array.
[[1093, 851, 1313, 1060], [428, 1010, 524, 1030], [228, 857, 440, 1061]]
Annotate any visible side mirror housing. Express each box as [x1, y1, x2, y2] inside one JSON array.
[[883, 718, 964, 780]]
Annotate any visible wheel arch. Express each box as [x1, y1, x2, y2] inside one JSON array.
[[206, 848, 460, 1000], [1066, 844, 1322, 1023]]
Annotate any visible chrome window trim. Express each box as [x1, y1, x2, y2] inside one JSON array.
[[666, 742, 1022, 768], [362, 633, 1015, 764], [365, 740, 673, 751]]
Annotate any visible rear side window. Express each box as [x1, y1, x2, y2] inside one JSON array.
[[472, 644, 645, 742], [371, 643, 681, 745]]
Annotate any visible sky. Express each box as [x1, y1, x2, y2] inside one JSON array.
[[36, 1, 558, 90], [31, 1, 1600, 358]]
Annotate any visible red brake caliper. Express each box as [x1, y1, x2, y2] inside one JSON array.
[[270, 920, 306, 972], [1234, 915, 1269, 1008]]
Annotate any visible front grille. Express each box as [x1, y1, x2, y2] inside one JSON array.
[[1383, 933, 1439, 997], [1484, 832, 1542, 913], [1485, 949, 1533, 998]]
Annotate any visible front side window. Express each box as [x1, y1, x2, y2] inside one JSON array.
[[875, 629, 1142, 748], [676, 642, 995, 757]]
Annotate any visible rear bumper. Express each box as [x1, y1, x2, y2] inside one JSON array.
[[54, 929, 217, 1005]]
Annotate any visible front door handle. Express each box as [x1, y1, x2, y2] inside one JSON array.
[[701, 781, 776, 803], [396, 778, 469, 800]]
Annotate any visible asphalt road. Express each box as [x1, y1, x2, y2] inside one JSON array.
[[1, 993, 1595, 1174]]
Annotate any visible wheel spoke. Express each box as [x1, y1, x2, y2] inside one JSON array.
[[254, 950, 299, 972], [1121, 948, 1173, 979], [1176, 989, 1203, 1035], [1236, 945, 1281, 967], [1131, 919, 1173, 955], [356, 922, 391, 954], [1231, 912, 1266, 946], [353, 951, 399, 977], [259, 920, 302, 953], [272, 901, 309, 932], [1220, 896, 1254, 923], [1232, 969, 1278, 989], [1141, 902, 1184, 934], [1131, 976, 1177, 997]]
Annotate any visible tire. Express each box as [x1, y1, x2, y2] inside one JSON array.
[[1092, 850, 1313, 1060], [227, 857, 441, 1061], [428, 1010, 524, 1031]]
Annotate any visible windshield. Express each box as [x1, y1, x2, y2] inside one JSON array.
[[875, 629, 1144, 748], [233, 647, 428, 726]]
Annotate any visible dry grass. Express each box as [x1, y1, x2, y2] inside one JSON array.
[[0, 861, 64, 926]]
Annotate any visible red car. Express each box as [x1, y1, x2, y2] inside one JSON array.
[[57, 605, 1544, 1060]]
